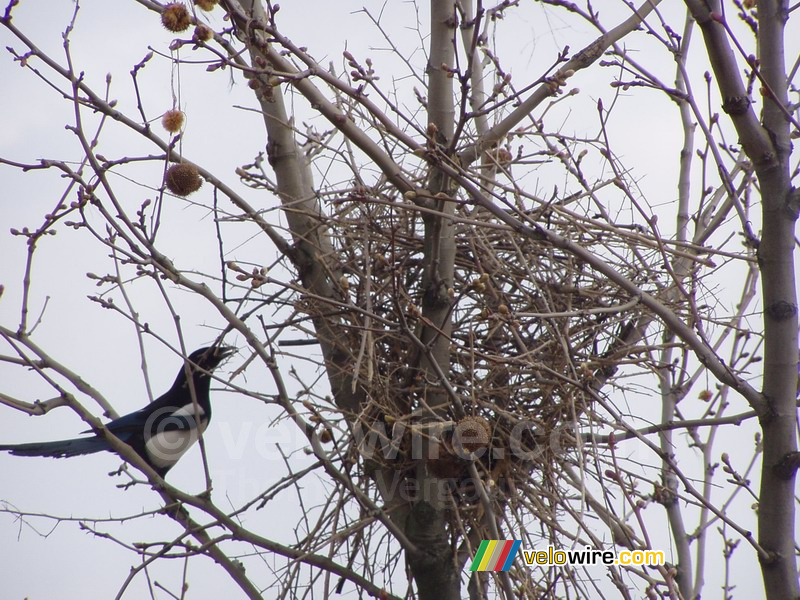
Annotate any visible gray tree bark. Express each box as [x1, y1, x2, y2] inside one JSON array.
[[685, 1, 799, 598]]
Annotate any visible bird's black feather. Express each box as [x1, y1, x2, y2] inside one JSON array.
[[0, 345, 233, 477]]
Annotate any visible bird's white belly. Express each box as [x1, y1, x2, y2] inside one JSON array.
[[145, 419, 209, 469]]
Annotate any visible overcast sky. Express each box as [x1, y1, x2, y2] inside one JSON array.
[[0, 1, 788, 598]]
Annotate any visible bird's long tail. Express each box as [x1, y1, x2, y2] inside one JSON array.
[[0, 436, 110, 458]]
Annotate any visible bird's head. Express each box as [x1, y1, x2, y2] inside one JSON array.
[[169, 345, 235, 393], [186, 345, 235, 374]]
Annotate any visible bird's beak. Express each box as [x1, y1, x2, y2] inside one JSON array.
[[217, 346, 236, 361]]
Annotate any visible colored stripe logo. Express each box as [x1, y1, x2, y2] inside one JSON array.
[[469, 540, 522, 571]]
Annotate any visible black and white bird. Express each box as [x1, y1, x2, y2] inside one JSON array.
[[0, 346, 233, 477]]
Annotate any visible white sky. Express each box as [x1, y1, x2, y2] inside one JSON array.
[[0, 1, 792, 598]]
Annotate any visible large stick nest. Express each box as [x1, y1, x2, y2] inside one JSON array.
[[294, 182, 664, 512]]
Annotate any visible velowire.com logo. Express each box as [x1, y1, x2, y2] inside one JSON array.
[[470, 541, 666, 572]]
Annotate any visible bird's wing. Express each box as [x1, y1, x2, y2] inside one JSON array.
[[104, 402, 207, 435], [102, 406, 151, 433]]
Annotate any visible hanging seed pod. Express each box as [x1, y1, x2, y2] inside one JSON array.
[[193, 24, 213, 42], [161, 109, 185, 133], [165, 163, 203, 196], [455, 415, 492, 454], [161, 3, 191, 33]]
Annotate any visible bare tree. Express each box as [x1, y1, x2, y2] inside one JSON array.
[[1, 0, 798, 598]]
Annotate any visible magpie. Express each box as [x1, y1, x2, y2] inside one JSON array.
[[0, 346, 233, 477]]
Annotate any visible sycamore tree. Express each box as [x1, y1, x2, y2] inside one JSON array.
[[1, 0, 798, 598]]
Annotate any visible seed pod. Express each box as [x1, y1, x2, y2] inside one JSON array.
[[193, 25, 213, 42], [161, 109, 185, 133], [455, 415, 492, 453], [161, 3, 191, 33], [165, 163, 203, 196]]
